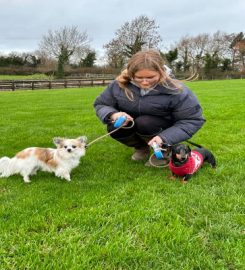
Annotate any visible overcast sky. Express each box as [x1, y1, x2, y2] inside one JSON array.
[[0, 0, 244, 61]]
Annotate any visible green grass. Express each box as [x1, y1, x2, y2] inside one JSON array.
[[0, 80, 244, 269], [0, 74, 53, 80]]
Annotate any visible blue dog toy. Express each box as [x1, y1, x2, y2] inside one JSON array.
[[114, 115, 127, 128], [152, 142, 164, 160]]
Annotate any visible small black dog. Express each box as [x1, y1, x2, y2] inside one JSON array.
[[169, 144, 216, 183]]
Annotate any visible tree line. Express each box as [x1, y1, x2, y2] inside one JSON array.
[[0, 15, 244, 79]]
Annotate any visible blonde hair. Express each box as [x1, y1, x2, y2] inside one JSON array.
[[116, 49, 182, 100]]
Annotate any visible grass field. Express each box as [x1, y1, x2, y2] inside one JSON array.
[[0, 74, 53, 80], [0, 80, 244, 269]]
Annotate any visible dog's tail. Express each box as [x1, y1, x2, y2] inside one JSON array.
[[0, 157, 14, 178]]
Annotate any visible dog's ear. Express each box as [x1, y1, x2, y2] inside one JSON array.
[[77, 136, 87, 143], [171, 144, 178, 155], [187, 146, 192, 156], [53, 137, 63, 146]]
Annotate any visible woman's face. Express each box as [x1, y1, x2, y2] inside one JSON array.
[[133, 69, 160, 89]]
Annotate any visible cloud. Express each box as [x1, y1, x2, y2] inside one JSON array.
[[0, 0, 244, 54]]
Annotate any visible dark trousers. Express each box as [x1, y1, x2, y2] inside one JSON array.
[[107, 115, 172, 148]]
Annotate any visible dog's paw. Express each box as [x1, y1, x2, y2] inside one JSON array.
[[64, 175, 71, 181], [23, 179, 31, 183], [181, 179, 188, 184], [56, 171, 71, 181], [169, 175, 176, 181]]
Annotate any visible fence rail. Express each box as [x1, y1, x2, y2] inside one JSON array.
[[0, 78, 114, 91]]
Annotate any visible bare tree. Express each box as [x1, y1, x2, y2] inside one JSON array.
[[188, 34, 210, 71], [176, 31, 242, 74], [39, 26, 90, 78], [176, 36, 193, 72], [230, 32, 245, 70], [103, 39, 126, 68], [208, 31, 231, 58], [177, 34, 211, 73], [104, 15, 162, 67]]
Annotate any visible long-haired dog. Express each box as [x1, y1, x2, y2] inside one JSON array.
[[169, 144, 216, 183], [0, 136, 87, 183]]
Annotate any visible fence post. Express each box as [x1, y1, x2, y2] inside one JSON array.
[[31, 81, 35, 90], [64, 80, 67, 88], [12, 81, 15, 91], [91, 79, 94, 86]]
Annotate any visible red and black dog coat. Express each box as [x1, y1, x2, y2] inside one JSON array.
[[169, 150, 204, 176]]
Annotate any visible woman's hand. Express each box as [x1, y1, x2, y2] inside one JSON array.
[[110, 112, 134, 126], [148, 136, 163, 146]]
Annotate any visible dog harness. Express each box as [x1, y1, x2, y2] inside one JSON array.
[[169, 150, 204, 176]]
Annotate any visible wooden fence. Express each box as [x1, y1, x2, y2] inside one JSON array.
[[0, 78, 114, 91]]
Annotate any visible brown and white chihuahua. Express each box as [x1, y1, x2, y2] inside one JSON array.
[[0, 136, 87, 183]]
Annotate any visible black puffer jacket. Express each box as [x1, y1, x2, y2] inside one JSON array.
[[94, 80, 205, 145]]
